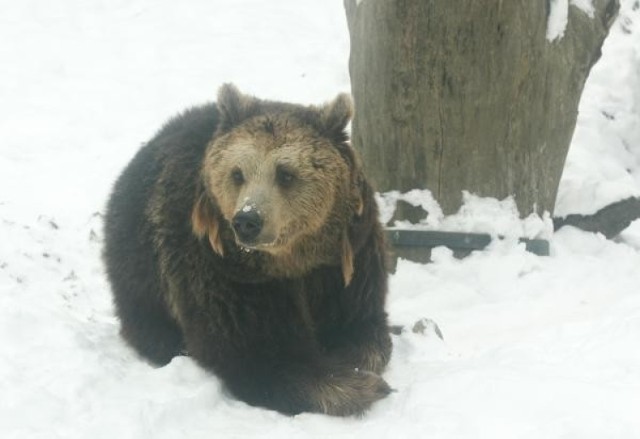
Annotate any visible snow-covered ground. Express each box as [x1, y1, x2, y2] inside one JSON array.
[[1, 1, 639, 438]]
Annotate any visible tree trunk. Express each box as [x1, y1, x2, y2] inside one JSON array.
[[345, 0, 619, 217]]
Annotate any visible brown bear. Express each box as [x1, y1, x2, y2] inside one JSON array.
[[103, 84, 392, 416]]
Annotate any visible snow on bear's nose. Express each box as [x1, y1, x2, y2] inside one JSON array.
[[232, 208, 263, 244]]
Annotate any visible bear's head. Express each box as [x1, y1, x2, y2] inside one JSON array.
[[192, 84, 366, 283]]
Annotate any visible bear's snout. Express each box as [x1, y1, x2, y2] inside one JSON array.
[[232, 209, 263, 244]]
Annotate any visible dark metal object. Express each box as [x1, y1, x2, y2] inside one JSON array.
[[385, 229, 550, 256]]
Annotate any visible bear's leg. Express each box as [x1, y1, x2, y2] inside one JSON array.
[[118, 301, 185, 366], [180, 289, 391, 416], [317, 233, 392, 375], [321, 316, 392, 375], [114, 284, 185, 366]]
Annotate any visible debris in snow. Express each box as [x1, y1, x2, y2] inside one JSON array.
[[411, 318, 445, 340], [63, 271, 78, 282], [554, 196, 640, 238]]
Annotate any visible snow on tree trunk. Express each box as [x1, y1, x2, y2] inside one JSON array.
[[345, 0, 619, 216]]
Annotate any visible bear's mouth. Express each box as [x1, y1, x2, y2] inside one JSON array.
[[235, 237, 280, 254], [238, 245, 254, 253]]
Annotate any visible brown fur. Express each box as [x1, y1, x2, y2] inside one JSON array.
[[192, 191, 224, 256], [103, 83, 392, 416]]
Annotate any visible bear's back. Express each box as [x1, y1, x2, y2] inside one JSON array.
[[104, 103, 219, 248], [103, 103, 220, 317]]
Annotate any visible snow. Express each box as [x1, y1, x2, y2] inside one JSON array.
[[570, 0, 596, 17], [547, 0, 598, 42], [556, 0, 640, 215], [1, 1, 640, 438], [547, 0, 569, 41], [380, 190, 553, 240]]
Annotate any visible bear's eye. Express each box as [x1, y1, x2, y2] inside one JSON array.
[[231, 168, 245, 186], [276, 165, 296, 189]]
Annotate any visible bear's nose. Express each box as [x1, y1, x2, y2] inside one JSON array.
[[232, 210, 263, 243]]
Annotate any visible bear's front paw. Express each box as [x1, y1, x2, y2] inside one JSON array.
[[313, 369, 392, 417], [330, 344, 390, 375]]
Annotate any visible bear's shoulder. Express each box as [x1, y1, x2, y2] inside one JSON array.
[[151, 103, 220, 157]]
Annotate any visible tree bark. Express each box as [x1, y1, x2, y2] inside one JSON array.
[[345, 0, 619, 216]]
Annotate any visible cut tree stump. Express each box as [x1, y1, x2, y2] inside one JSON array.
[[345, 0, 619, 217]]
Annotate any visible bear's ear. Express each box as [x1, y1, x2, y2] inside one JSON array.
[[320, 93, 353, 139], [192, 191, 224, 256], [217, 83, 259, 132]]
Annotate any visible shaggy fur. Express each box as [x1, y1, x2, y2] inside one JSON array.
[[103, 84, 392, 416]]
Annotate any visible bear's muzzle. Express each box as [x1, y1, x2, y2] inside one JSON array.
[[232, 209, 263, 245]]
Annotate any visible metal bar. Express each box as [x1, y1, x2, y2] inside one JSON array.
[[385, 229, 549, 256]]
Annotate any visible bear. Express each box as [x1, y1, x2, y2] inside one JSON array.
[[103, 84, 392, 416]]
